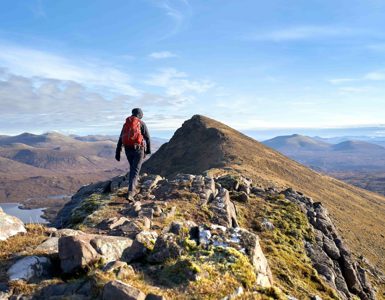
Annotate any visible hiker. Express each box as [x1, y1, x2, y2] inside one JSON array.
[[115, 108, 151, 200]]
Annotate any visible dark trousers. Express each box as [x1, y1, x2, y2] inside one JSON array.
[[124, 146, 144, 192]]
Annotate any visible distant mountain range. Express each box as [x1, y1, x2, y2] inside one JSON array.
[[263, 134, 385, 172]]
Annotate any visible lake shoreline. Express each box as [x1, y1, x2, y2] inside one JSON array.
[[0, 202, 48, 224]]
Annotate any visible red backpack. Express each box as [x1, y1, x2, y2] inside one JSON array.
[[122, 116, 144, 146]]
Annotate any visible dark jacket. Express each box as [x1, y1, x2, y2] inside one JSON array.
[[116, 118, 151, 154]]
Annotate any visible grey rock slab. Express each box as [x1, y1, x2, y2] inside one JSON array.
[[90, 235, 133, 263], [103, 280, 145, 300], [7, 256, 52, 282], [237, 228, 273, 287], [209, 188, 238, 228]]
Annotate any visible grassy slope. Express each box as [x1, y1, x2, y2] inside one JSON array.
[[144, 115, 385, 273]]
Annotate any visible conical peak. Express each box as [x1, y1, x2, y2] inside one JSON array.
[[181, 115, 219, 129]]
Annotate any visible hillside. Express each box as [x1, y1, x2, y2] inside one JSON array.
[[332, 140, 385, 152], [263, 134, 330, 151], [144, 115, 385, 274]]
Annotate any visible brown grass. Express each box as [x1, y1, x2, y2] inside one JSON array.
[[0, 224, 47, 282]]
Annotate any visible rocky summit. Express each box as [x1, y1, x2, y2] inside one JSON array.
[[0, 115, 384, 299]]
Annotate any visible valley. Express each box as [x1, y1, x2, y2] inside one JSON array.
[[0, 132, 164, 222]]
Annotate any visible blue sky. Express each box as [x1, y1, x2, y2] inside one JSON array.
[[0, 0, 385, 136]]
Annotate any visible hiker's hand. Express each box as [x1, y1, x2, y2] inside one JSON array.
[[115, 151, 120, 162]]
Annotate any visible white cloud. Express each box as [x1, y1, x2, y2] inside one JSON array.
[[152, 0, 191, 39], [364, 71, 385, 81], [338, 86, 370, 93], [329, 70, 385, 86], [247, 26, 361, 42], [0, 44, 215, 134], [145, 68, 214, 104], [328, 78, 357, 85], [0, 43, 140, 96], [149, 51, 177, 59], [0, 71, 133, 133]]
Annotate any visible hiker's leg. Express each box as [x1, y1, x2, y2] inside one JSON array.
[[124, 147, 135, 191], [128, 148, 144, 192]]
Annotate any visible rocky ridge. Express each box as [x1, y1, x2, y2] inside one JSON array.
[[1, 170, 382, 299]]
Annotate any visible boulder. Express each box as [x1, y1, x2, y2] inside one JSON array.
[[119, 218, 151, 238], [250, 187, 265, 197], [102, 280, 145, 300], [141, 175, 163, 191], [168, 220, 198, 237], [147, 233, 183, 263], [231, 191, 249, 203], [54, 228, 85, 237], [110, 175, 126, 193], [35, 237, 59, 255], [103, 261, 135, 280], [36, 279, 94, 300], [91, 235, 133, 262], [138, 208, 154, 220], [59, 234, 134, 273], [7, 256, 52, 282], [216, 175, 240, 191], [0, 210, 26, 241], [98, 217, 130, 230], [59, 235, 100, 273], [123, 231, 157, 263]]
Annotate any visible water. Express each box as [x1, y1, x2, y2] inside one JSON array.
[[0, 203, 48, 224]]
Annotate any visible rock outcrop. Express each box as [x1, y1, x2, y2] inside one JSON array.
[[283, 188, 376, 300], [0, 207, 26, 241]]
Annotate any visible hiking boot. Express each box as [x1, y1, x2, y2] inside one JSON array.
[[126, 190, 136, 202]]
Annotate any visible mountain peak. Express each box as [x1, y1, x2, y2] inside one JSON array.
[[143, 115, 230, 177]]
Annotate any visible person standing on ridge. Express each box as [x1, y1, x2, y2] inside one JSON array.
[[115, 108, 151, 201]]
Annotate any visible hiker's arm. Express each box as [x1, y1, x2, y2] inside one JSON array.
[[141, 122, 151, 154], [115, 126, 124, 161]]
